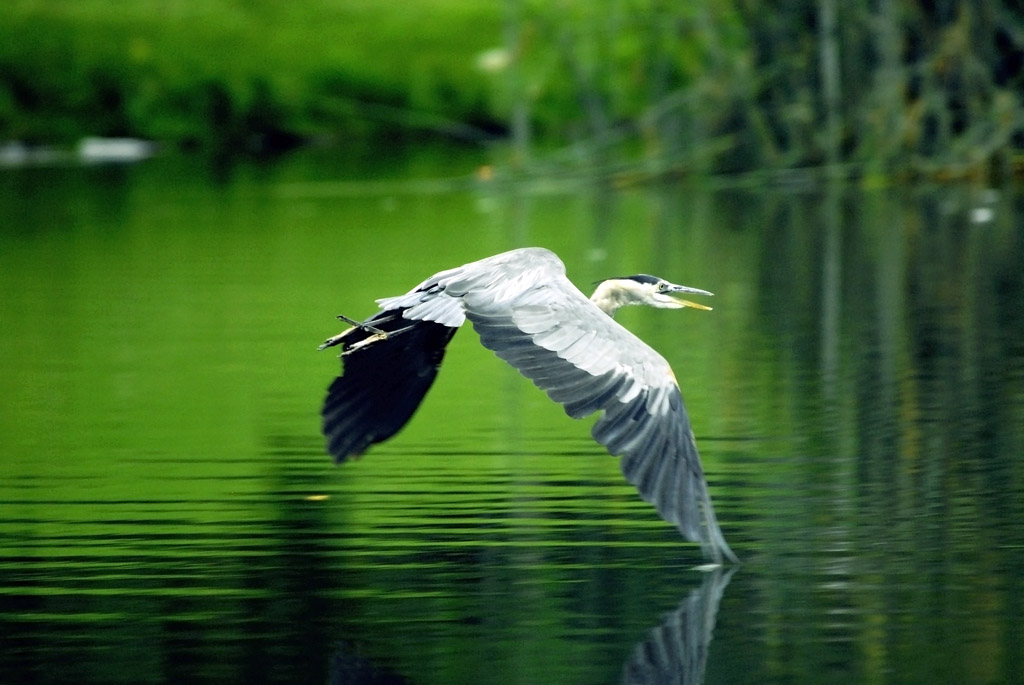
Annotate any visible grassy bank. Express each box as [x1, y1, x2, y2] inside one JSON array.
[[1, 0, 505, 150]]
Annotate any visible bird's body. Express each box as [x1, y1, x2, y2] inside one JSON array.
[[320, 247, 737, 564]]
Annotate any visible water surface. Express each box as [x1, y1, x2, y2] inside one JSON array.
[[2, 153, 1023, 684]]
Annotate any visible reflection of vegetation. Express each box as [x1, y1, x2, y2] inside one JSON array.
[[721, 185, 1024, 684], [3, 1, 1022, 174]]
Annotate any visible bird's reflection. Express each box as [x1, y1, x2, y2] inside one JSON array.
[[327, 568, 735, 685], [620, 567, 736, 685], [328, 640, 409, 685]]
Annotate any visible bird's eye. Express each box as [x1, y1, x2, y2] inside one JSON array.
[[657, 282, 669, 292]]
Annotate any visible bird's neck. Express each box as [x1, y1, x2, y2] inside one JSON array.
[[589, 280, 637, 317]]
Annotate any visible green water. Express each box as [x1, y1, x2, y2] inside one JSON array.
[[2, 152, 1023, 684]]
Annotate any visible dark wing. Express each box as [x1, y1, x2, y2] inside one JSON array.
[[320, 310, 457, 462], [451, 256, 735, 563], [316, 250, 498, 463]]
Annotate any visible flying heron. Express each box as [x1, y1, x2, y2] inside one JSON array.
[[319, 247, 737, 564]]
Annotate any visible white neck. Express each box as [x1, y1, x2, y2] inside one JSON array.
[[589, 279, 648, 317]]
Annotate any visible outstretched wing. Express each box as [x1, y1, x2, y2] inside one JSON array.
[[320, 310, 457, 461], [446, 249, 736, 563]]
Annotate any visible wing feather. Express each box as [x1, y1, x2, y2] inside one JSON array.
[[454, 252, 736, 563], [560, 374, 630, 419]]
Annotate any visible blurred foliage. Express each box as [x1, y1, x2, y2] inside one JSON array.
[[505, 0, 1024, 177], [1, 0, 1023, 176], [0, 0, 501, 153]]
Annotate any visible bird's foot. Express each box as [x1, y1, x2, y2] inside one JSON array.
[[341, 331, 388, 356], [336, 313, 386, 337], [318, 314, 388, 351]]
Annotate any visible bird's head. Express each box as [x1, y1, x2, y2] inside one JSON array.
[[590, 274, 714, 316]]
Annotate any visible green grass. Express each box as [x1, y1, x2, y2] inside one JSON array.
[[0, 0, 505, 146]]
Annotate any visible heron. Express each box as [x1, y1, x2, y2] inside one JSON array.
[[319, 247, 738, 564]]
